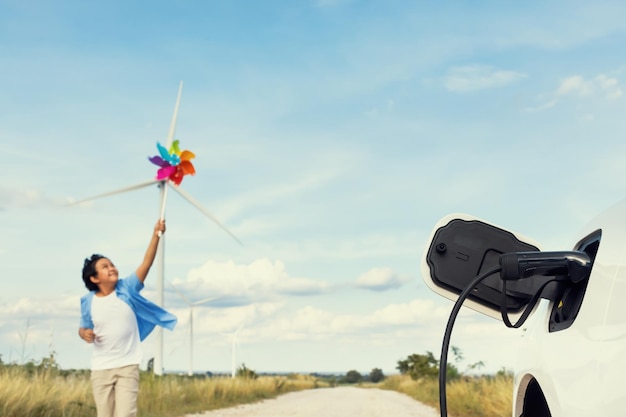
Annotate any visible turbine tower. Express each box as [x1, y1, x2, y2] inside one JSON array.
[[228, 324, 244, 378], [169, 280, 220, 376], [69, 81, 242, 375]]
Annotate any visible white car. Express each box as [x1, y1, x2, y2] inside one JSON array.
[[421, 199, 626, 417]]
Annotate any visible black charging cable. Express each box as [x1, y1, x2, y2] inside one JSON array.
[[438, 251, 591, 416], [438, 265, 501, 417], [500, 277, 554, 328]]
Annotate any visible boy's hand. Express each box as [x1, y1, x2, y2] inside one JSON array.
[[79, 328, 95, 343], [155, 219, 166, 238]]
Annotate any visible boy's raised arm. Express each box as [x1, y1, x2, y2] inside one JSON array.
[[136, 220, 166, 283]]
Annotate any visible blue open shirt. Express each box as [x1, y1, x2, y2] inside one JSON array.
[[80, 273, 177, 341]]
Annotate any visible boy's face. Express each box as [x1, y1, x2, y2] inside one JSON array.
[[90, 257, 119, 289]]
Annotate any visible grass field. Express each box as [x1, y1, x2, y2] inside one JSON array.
[[0, 363, 326, 417], [0, 358, 512, 417], [378, 373, 513, 417]]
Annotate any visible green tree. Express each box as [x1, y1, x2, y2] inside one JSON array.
[[396, 352, 439, 380], [236, 363, 257, 379], [496, 367, 514, 378], [344, 369, 362, 384], [466, 360, 485, 374], [451, 346, 464, 363], [369, 368, 385, 383], [397, 347, 476, 381], [447, 345, 464, 381], [446, 362, 460, 380]]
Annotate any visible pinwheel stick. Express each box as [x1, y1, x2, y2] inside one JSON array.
[[158, 181, 169, 237]]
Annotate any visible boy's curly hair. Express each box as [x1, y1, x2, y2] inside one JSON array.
[[82, 254, 105, 291]]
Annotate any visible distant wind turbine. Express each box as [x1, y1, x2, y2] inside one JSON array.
[[226, 324, 244, 378], [169, 280, 220, 377], [69, 81, 242, 375]]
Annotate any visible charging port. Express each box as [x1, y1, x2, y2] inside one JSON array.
[[549, 229, 601, 332]]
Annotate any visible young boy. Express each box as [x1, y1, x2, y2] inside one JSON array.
[[79, 219, 177, 417]]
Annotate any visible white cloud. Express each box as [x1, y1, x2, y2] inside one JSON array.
[[250, 298, 450, 343], [172, 258, 331, 302], [557, 75, 591, 96], [368, 299, 449, 326], [444, 65, 527, 93], [0, 295, 76, 319], [166, 298, 452, 348], [0, 186, 68, 210], [525, 73, 623, 113], [188, 301, 286, 336], [556, 74, 623, 99], [355, 267, 410, 291]]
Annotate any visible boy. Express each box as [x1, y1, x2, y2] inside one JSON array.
[[79, 219, 177, 417]]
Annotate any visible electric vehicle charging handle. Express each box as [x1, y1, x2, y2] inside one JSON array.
[[500, 251, 592, 283]]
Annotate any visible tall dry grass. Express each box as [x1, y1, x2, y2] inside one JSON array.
[[378, 373, 513, 417], [1, 356, 511, 417], [0, 366, 93, 416], [0, 365, 326, 417], [139, 372, 326, 416]]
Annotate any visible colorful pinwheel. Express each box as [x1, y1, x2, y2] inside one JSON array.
[[148, 140, 196, 186]]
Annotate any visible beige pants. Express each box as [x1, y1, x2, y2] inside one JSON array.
[[91, 364, 139, 417]]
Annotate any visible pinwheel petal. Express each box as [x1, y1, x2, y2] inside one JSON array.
[[157, 142, 170, 160], [156, 142, 180, 165], [169, 140, 181, 156], [179, 160, 196, 175], [157, 166, 177, 180], [170, 166, 184, 185], [179, 150, 196, 161], [148, 156, 170, 168]]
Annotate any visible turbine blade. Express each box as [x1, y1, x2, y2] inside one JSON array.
[[193, 295, 221, 306], [67, 180, 160, 206], [167, 280, 192, 305], [166, 81, 184, 148], [169, 186, 244, 246]]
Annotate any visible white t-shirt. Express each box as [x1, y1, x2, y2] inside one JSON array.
[[91, 292, 142, 371]]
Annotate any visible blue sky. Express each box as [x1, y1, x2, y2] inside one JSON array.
[[1, 0, 625, 376]]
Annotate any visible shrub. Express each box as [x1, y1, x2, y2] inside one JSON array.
[[344, 370, 362, 384], [369, 368, 385, 383], [396, 352, 438, 380], [236, 363, 258, 379]]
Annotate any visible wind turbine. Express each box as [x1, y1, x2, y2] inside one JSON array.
[[226, 323, 244, 378], [69, 81, 242, 375], [169, 280, 220, 376]]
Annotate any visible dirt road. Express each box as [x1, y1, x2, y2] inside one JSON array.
[[183, 386, 439, 417]]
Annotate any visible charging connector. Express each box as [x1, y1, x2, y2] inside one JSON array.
[[500, 251, 591, 282], [498, 251, 592, 328], [438, 250, 593, 417]]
